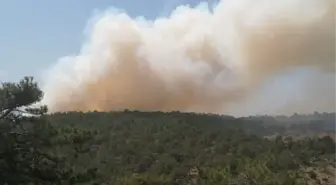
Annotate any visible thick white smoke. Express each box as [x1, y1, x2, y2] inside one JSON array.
[[41, 0, 335, 115]]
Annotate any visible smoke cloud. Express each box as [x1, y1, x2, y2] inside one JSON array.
[[42, 0, 335, 115]]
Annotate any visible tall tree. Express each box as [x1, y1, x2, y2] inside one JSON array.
[[0, 77, 98, 185], [0, 76, 47, 120]]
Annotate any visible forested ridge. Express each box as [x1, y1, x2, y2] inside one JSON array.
[[0, 77, 335, 185]]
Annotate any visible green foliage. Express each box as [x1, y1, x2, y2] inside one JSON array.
[[0, 77, 99, 185], [1, 77, 335, 185], [0, 77, 47, 120], [47, 111, 335, 184], [114, 174, 171, 185]]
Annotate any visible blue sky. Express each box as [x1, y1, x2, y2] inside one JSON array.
[[0, 0, 207, 82], [1, 0, 333, 114]]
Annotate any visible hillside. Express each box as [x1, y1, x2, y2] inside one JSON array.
[[43, 111, 335, 185]]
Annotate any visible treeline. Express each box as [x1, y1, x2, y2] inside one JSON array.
[[0, 77, 335, 185]]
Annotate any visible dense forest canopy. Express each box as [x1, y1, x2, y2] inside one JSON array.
[[0, 77, 335, 185]]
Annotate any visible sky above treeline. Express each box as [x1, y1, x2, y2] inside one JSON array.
[[0, 0, 209, 82]]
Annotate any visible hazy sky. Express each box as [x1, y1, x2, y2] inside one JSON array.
[[1, 0, 334, 115], [0, 0, 209, 82]]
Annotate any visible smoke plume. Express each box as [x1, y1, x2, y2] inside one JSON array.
[[42, 0, 335, 115]]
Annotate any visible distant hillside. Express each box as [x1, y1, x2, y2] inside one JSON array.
[[44, 111, 335, 185]]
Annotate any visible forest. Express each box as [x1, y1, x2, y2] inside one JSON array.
[[0, 77, 335, 185]]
